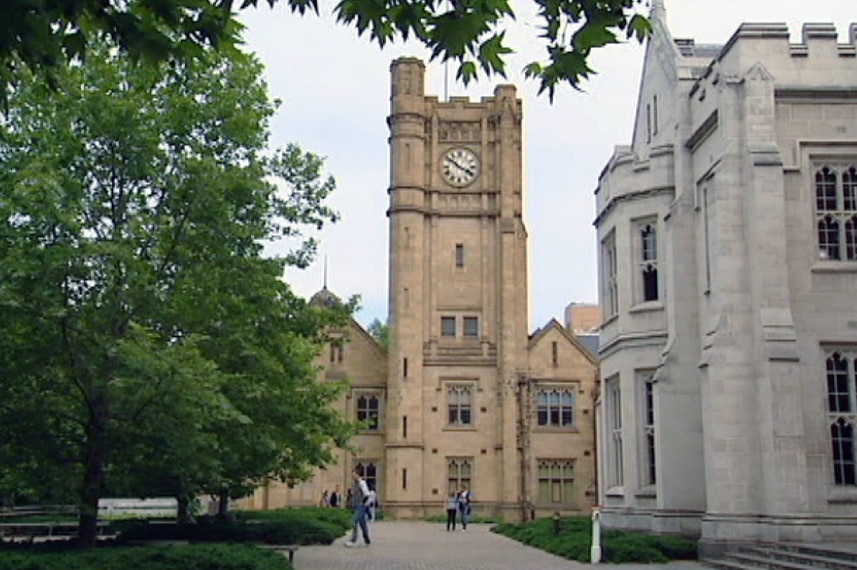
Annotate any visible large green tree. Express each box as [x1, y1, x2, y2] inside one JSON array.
[[0, 40, 351, 546], [0, 0, 650, 103]]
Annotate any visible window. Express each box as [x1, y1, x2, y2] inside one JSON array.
[[447, 457, 472, 494], [815, 165, 857, 261], [646, 103, 651, 143], [448, 384, 473, 426], [441, 316, 456, 337], [463, 316, 479, 338], [825, 349, 857, 485], [653, 95, 658, 135], [640, 223, 659, 302], [603, 232, 618, 318], [537, 459, 574, 504], [329, 340, 343, 363], [455, 244, 464, 267], [355, 460, 379, 492], [702, 184, 713, 291], [536, 386, 574, 427], [605, 376, 624, 489], [356, 392, 381, 430], [551, 341, 558, 367], [640, 372, 656, 486]]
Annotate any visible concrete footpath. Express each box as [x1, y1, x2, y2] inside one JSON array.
[[292, 521, 708, 570]]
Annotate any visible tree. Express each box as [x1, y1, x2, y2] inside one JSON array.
[[0, 40, 350, 546], [0, 0, 650, 104], [367, 318, 390, 352]]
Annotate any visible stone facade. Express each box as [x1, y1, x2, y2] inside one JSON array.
[[240, 59, 599, 520], [594, 0, 857, 553]]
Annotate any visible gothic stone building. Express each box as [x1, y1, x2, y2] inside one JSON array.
[[240, 59, 599, 520], [594, 1, 857, 554]]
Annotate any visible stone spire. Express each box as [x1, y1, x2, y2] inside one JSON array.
[[650, 0, 666, 24]]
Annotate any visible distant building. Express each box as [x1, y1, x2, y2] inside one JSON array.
[[594, 0, 857, 555], [564, 302, 601, 335], [240, 58, 598, 520]]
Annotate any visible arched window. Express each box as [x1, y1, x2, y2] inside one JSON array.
[[815, 165, 857, 260], [825, 350, 857, 486], [356, 392, 381, 430]]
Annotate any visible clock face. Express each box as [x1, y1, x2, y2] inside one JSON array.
[[441, 148, 480, 187]]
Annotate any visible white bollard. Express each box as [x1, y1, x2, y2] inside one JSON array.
[[591, 507, 602, 564]]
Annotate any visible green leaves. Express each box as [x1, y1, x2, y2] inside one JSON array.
[[0, 37, 349, 542], [0, 0, 649, 105]]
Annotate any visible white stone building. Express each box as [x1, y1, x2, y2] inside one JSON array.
[[594, 0, 857, 555]]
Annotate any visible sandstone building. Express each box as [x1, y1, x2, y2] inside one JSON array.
[[594, 0, 857, 554], [242, 59, 599, 520]]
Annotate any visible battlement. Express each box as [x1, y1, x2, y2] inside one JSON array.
[[718, 22, 857, 61]]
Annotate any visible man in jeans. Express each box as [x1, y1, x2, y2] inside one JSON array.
[[344, 469, 372, 547]]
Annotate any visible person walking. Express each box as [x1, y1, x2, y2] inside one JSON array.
[[445, 491, 458, 531], [344, 469, 371, 547], [319, 490, 330, 507], [329, 485, 340, 508], [457, 485, 472, 531]]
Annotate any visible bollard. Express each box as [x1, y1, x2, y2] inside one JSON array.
[[552, 511, 561, 536], [590, 507, 602, 563]]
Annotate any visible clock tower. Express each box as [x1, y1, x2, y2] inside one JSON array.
[[385, 57, 529, 518]]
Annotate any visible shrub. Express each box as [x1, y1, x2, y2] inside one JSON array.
[[0, 543, 291, 570], [491, 516, 697, 564], [116, 516, 342, 546]]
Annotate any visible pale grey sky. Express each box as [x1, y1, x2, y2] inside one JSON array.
[[240, 0, 854, 329]]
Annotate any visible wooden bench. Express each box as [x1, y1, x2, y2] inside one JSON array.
[[258, 544, 300, 563], [0, 521, 110, 540]]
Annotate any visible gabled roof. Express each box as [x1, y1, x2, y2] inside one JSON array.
[[528, 318, 599, 366]]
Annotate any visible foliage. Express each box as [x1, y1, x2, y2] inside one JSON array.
[[0, 1, 651, 104], [367, 318, 390, 351], [424, 513, 504, 524], [115, 516, 344, 545], [235, 506, 352, 532], [0, 39, 353, 546], [492, 516, 697, 564], [0, 543, 292, 570]]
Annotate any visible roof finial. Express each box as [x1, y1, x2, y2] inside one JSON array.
[[651, 0, 666, 23], [323, 254, 328, 290]]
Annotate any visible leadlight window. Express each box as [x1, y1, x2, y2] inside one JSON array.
[[825, 350, 857, 486], [606, 376, 624, 489], [603, 232, 618, 318], [640, 223, 658, 302], [641, 372, 656, 486], [448, 384, 473, 426], [536, 386, 574, 427], [356, 392, 381, 431], [447, 457, 472, 494], [815, 165, 857, 261], [537, 459, 574, 504]]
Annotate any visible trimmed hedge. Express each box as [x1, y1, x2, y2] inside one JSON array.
[[0, 543, 292, 570], [492, 516, 697, 564], [116, 507, 349, 546]]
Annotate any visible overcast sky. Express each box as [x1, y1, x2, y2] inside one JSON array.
[[240, 0, 854, 330]]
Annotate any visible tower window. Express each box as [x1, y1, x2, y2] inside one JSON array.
[[448, 384, 473, 426], [455, 244, 465, 267], [815, 165, 857, 261], [356, 391, 382, 431], [463, 316, 479, 338], [441, 316, 456, 337]]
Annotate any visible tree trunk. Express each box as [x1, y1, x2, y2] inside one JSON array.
[[78, 396, 108, 548], [177, 494, 191, 525], [217, 492, 232, 521]]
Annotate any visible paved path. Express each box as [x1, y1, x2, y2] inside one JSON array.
[[292, 521, 709, 570]]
